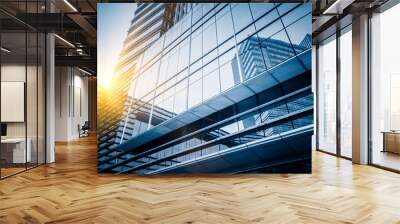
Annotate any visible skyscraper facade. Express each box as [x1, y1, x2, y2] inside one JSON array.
[[98, 3, 313, 174], [98, 3, 177, 154]]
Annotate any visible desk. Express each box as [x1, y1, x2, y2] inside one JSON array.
[[382, 131, 400, 154], [1, 138, 31, 163]]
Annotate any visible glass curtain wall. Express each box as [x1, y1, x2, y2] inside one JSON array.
[[317, 25, 353, 158], [371, 3, 400, 171], [118, 3, 312, 142], [317, 35, 337, 154], [0, 1, 46, 179], [339, 26, 352, 158]]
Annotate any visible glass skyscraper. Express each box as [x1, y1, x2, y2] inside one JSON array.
[[98, 3, 313, 174], [98, 3, 176, 152]]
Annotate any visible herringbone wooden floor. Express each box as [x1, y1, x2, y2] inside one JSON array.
[[1, 136, 400, 224]]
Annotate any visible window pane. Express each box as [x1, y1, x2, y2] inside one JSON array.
[[286, 13, 312, 55], [276, 3, 299, 15], [189, 68, 202, 84], [203, 59, 219, 76], [202, 19, 217, 55], [188, 79, 202, 108], [257, 20, 283, 40], [203, 69, 220, 101], [249, 3, 275, 20], [371, 4, 400, 170], [238, 111, 261, 131], [340, 29, 352, 158], [190, 29, 202, 63], [254, 8, 279, 31], [238, 36, 267, 80], [216, 7, 234, 44], [167, 48, 179, 79], [174, 87, 188, 114], [235, 23, 256, 44], [220, 62, 240, 91], [231, 3, 253, 32], [317, 36, 337, 154], [259, 30, 295, 69], [163, 96, 174, 114], [281, 4, 311, 27], [218, 37, 235, 55], [192, 5, 202, 25], [178, 39, 190, 72], [219, 121, 239, 135], [158, 58, 168, 84], [135, 62, 160, 99]]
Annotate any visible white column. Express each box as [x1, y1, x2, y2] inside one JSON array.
[[45, 0, 56, 163], [352, 14, 369, 164], [46, 33, 55, 163]]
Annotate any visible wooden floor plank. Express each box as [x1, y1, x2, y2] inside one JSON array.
[[0, 135, 400, 223]]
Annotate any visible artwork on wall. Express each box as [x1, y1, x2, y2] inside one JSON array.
[[97, 3, 313, 174]]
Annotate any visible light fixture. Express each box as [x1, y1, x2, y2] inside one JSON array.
[[1, 47, 11, 53], [322, 0, 355, 15], [78, 67, 93, 76], [54, 34, 75, 48], [63, 0, 78, 12]]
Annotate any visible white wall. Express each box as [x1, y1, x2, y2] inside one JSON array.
[[55, 67, 89, 141]]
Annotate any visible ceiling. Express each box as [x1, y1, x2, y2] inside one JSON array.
[[0, 0, 394, 75]]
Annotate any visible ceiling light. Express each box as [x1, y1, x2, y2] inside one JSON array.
[[63, 0, 78, 12], [54, 34, 75, 48], [1, 47, 11, 53], [322, 0, 354, 15], [78, 67, 92, 76]]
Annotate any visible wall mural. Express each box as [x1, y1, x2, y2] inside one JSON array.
[[97, 3, 313, 174]]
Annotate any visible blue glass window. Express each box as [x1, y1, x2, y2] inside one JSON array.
[[219, 62, 237, 91], [254, 8, 279, 31], [203, 69, 220, 101], [286, 13, 312, 54], [203, 59, 219, 76], [192, 5, 203, 25], [174, 79, 188, 114], [167, 48, 179, 79], [189, 69, 202, 84], [216, 7, 234, 45], [188, 79, 202, 108], [235, 23, 256, 44], [189, 58, 203, 74], [134, 62, 159, 99], [238, 110, 262, 131], [231, 3, 253, 32], [259, 30, 295, 69], [190, 29, 202, 63], [257, 20, 283, 40], [219, 120, 239, 136], [238, 36, 266, 80], [218, 37, 235, 55], [281, 4, 311, 27], [249, 3, 275, 20], [276, 3, 299, 15], [163, 95, 175, 114], [202, 18, 218, 55], [177, 39, 190, 72]]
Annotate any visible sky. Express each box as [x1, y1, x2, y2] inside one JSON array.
[[97, 3, 137, 88]]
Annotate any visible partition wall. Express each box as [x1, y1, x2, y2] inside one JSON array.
[[0, 1, 47, 179]]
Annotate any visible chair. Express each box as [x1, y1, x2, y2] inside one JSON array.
[[79, 121, 90, 138]]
